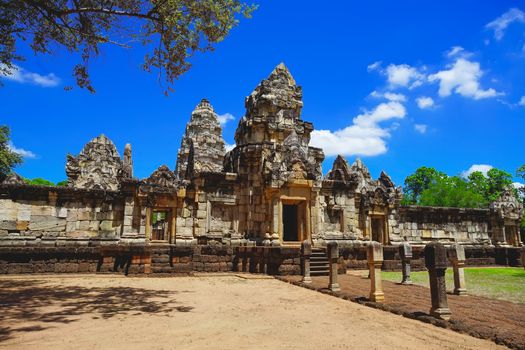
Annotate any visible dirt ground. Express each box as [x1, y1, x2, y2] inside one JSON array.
[[282, 273, 525, 350], [0, 274, 509, 350]]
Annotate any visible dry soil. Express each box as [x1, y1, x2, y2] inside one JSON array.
[[0, 274, 509, 350]]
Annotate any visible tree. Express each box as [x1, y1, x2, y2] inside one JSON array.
[[485, 168, 513, 202], [0, 125, 22, 181], [419, 176, 486, 208], [402, 167, 447, 204], [1, 0, 256, 93], [24, 177, 55, 186]]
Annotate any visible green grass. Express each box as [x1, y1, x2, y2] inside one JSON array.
[[380, 267, 525, 304]]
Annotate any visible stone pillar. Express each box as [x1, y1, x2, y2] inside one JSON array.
[[301, 240, 312, 283], [327, 242, 340, 292], [424, 242, 452, 320], [399, 242, 412, 285], [521, 246, 525, 270], [448, 243, 467, 296], [367, 241, 385, 303]]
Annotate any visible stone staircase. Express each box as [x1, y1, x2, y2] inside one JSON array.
[[310, 247, 329, 276]]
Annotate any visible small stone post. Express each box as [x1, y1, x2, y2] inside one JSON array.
[[399, 242, 412, 285], [327, 242, 340, 292], [448, 243, 467, 296], [301, 240, 312, 284], [424, 242, 452, 320], [521, 246, 525, 270], [367, 241, 385, 303]]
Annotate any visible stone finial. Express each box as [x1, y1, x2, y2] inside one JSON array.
[[448, 243, 467, 295], [120, 143, 133, 179], [424, 242, 452, 320], [301, 240, 312, 284], [367, 241, 385, 302], [327, 242, 340, 292], [521, 246, 525, 270], [175, 99, 226, 180], [65, 134, 124, 191], [399, 242, 413, 285]]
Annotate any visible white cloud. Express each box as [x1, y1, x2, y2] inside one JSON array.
[[386, 64, 425, 89], [428, 58, 502, 100], [486, 8, 525, 40], [414, 124, 428, 134], [519, 96, 525, 106], [0, 64, 60, 87], [461, 164, 493, 178], [225, 143, 235, 152], [370, 90, 406, 102], [447, 46, 465, 57], [367, 61, 382, 72], [513, 182, 524, 190], [7, 142, 37, 159], [416, 96, 435, 109], [217, 113, 235, 125], [310, 101, 406, 157]]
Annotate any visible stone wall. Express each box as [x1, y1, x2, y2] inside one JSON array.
[[0, 185, 123, 246], [393, 206, 491, 244]]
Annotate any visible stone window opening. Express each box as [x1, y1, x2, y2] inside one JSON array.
[[151, 209, 170, 241]]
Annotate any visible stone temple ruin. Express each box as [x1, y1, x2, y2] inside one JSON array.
[[0, 63, 523, 274]]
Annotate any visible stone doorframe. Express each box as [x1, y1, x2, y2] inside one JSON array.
[[143, 195, 178, 245], [366, 212, 389, 245]]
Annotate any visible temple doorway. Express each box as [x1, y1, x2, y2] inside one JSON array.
[[283, 204, 299, 241], [371, 216, 385, 244]]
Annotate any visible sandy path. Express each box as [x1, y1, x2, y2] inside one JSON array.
[[0, 274, 506, 350]]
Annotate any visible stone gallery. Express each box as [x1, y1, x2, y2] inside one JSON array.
[[0, 64, 523, 274]]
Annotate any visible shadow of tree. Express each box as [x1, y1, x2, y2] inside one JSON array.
[[0, 278, 194, 342]]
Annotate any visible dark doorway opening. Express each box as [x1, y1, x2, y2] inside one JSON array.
[[283, 205, 298, 241], [371, 217, 384, 243]]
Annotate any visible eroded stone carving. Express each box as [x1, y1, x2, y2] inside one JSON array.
[[145, 165, 178, 188], [176, 99, 226, 180], [1, 172, 26, 186], [66, 134, 128, 191], [490, 187, 524, 220]]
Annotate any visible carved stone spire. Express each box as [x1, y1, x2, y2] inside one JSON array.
[[65, 134, 124, 191], [235, 63, 305, 146], [326, 155, 354, 183], [176, 99, 226, 180]]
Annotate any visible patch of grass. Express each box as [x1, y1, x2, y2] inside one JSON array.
[[381, 267, 525, 304]]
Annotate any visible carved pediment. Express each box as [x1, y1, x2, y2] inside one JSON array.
[[145, 165, 178, 188], [490, 187, 524, 221]]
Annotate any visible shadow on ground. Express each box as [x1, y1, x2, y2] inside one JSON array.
[[0, 278, 194, 342]]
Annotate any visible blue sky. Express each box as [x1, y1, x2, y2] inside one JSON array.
[[1, 1, 525, 188]]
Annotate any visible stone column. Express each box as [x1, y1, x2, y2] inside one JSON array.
[[448, 243, 467, 296], [327, 242, 340, 292], [399, 242, 412, 285], [424, 242, 452, 320], [367, 241, 385, 303], [301, 240, 312, 283], [521, 246, 525, 270]]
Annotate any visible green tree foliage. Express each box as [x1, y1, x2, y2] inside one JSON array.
[[1, 0, 256, 93], [0, 125, 22, 181], [24, 177, 55, 186], [418, 176, 486, 208], [402, 166, 514, 208], [401, 167, 446, 204], [56, 180, 68, 187]]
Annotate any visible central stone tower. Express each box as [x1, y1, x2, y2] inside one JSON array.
[[225, 63, 324, 245]]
